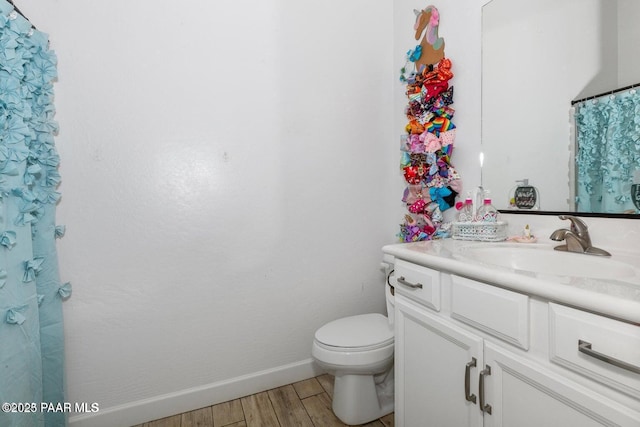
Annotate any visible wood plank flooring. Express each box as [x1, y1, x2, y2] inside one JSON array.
[[133, 374, 394, 427]]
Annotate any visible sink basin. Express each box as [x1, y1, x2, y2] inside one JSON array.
[[455, 245, 637, 279]]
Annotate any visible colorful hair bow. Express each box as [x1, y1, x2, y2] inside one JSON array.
[[403, 164, 426, 184], [408, 45, 422, 62], [400, 151, 412, 167], [424, 117, 455, 136], [406, 101, 423, 119], [408, 199, 427, 214], [424, 158, 452, 185], [433, 86, 454, 108], [448, 179, 463, 194], [422, 81, 448, 100], [433, 106, 455, 119], [429, 186, 456, 211], [399, 223, 427, 242], [447, 166, 462, 182], [403, 184, 427, 205], [407, 100, 436, 122], [406, 120, 425, 135], [409, 88, 454, 120], [406, 83, 422, 97], [437, 159, 450, 177], [411, 153, 427, 165], [422, 131, 442, 153], [422, 58, 453, 83], [407, 133, 425, 153], [399, 214, 436, 242], [423, 152, 438, 172], [400, 152, 427, 168], [439, 129, 456, 148], [428, 205, 444, 223]]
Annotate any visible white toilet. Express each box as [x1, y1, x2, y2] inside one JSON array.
[[311, 278, 395, 425]]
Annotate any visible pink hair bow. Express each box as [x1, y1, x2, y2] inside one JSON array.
[[421, 131, 442, 153], [408, 134, 425, 153], [420, 128, 456, 153], [403, 184, 428, 205], [439, 129, 456, 147]]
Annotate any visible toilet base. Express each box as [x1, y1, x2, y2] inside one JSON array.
[[332, 366, 394, 425]]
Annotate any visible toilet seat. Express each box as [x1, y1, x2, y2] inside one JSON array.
[[314, 313, 394, 351], [312, 313, 394, 369]]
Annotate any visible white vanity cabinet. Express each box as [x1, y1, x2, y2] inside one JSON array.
[[395, 295, 484, 426], [483, 342, 639, 427], [392, 259, 640, 427]]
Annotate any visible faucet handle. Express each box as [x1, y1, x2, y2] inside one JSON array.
[[558, 215, 590, 240]]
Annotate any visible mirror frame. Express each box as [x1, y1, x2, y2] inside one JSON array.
[[500, 210, 640, 219]]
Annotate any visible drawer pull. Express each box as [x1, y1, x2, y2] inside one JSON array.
[[465, 357, 477, 404], [479, 365, 492, 414], [578, 340, 640, 375], [397, 276, 423, 289]]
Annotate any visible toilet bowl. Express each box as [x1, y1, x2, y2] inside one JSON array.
[[311, 279, 395, 425]]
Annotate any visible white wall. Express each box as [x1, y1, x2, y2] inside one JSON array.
[[15, 0, 638, 425], [15, 0, 534, 424], [19, 0, 595, 424], [19, 1, 399, 425]]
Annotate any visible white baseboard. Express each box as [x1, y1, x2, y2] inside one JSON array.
[[69, 358, 324, 427]]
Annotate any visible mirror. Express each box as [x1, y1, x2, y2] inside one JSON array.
[[481, 0, 640, 216]]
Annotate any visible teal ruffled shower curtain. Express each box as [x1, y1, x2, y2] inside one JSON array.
[[0, 2, 69, 426], [575, 89, 640, 213]]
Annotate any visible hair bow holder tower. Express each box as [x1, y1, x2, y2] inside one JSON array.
[[398, 5, 461, 242]]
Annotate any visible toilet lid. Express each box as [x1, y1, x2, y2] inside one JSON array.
[[315, 313, 393, 349]]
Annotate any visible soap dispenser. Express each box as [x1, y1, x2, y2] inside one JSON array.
[[475, 191, 499, 222], [508, 179, 540, 210], [472, 185, 485, 218], [457, 193, 474, 222]]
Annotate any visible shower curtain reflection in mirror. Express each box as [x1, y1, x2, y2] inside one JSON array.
[[574, 89, 640, 214]]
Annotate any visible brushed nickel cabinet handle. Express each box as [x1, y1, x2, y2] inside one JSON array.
[[578, 340, 640, 374], [397, 276, 423, 289], [479, 365, 492, 414], [465, 357, 477, 404]]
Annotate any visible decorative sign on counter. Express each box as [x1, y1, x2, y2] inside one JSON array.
[[507, 179, 540, 210], [514, 186, 537, 209], [632, 184, 640, 212]]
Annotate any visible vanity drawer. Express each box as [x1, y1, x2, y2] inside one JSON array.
[[450, 275, 529, 349], [549, 303, 640, 398], [393, 259, 440, 311]]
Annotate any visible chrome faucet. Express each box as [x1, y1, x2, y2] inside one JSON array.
[[549, 215, 611, 256]]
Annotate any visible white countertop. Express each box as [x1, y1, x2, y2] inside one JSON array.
[[382, 239, 640, 325]]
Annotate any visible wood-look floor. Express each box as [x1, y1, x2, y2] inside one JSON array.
[[132, 374, 394, 427]]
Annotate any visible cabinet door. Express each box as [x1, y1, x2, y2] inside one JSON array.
[[395, 296, 484, 427], [483, 342, 640, 427]]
